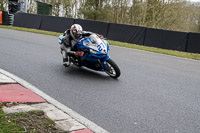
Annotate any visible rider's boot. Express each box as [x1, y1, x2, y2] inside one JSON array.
[[63, 56, 70, 67], [61, 49, 70, 67]]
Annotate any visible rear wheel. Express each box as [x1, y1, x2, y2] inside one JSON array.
[[105, 59, 121, 78]]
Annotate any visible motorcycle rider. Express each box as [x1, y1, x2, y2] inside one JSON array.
[[60, 24, 85, 67], [60, 24, 104, 67]]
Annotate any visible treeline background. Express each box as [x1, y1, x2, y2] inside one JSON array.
[[1, 0, 200, 33]]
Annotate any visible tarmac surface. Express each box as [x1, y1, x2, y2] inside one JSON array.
[[1, 28, 200, 133]]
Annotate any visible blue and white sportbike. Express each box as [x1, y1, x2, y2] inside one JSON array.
[[58, 33, 121, 78]]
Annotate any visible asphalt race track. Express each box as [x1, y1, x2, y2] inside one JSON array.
[[1, 28, 200, 133]]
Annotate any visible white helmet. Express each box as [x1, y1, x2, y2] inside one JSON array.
[[70, 24, 83, 40]]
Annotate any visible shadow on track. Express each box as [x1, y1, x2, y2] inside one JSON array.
[[56, 65, 120, 81]]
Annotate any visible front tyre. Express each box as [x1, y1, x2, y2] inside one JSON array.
[[105, 59, 121, 78]]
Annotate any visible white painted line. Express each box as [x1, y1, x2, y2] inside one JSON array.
[[0, 72, 16, 83], [0, 68, 109, 133]]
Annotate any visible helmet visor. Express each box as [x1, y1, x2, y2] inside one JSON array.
[[75, 33, 80, 38]]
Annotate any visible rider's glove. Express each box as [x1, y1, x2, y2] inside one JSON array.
[[84, 49, 90, 54], [97, 34, 104, 39], [74, 51, 84, 57]]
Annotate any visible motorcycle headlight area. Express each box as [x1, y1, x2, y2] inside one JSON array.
[[90, 49, 97, 54], [84, 41, 96, 46]]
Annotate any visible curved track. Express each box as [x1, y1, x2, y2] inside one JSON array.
[[1, 28, 200, 133]]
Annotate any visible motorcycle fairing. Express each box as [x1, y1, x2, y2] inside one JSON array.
[[82, 34, 108, 54], [58, 35, 63, 44]]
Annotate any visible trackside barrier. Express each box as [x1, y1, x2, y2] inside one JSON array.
[[144, 28, 188, 52], [40, 16, 74, 33], [74, 19, 109, 37], [13, 13, 42, 29], [1, 11, 9, 25], [12, 13, 200, 54], [186, 33, 200, 53], [107, 23, 146, 45], [0, 11, 2, 24]]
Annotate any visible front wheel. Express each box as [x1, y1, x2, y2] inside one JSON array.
[[105, 59, 121, 78]]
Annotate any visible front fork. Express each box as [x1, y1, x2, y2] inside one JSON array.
[[99, 55, 110, 71]]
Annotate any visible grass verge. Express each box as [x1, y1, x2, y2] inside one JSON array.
[[108, 40, 200, 61], [1, 25, 200, 61], [0, 25, 60, 36], [0, 105, 61, 132]]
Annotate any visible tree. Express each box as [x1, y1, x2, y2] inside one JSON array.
[[0, 0, 8, 11], [129, 0, 144, 25], [79, 0, 109, 21], [27, 0, 37, 14], [62, 0, 71, 17], [50, 0, 61, 16]]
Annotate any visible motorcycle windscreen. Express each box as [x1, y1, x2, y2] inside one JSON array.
[[86, 34, 107, 54]]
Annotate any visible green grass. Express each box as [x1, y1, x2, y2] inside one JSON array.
[[1, 25, 200, 61], [108, 40, 200, 61], [0, 106, 23, 132], [0, 105, 61, 132], [0, 25, 61, 36]]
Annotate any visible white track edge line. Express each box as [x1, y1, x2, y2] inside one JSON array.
[[0, 68, 109, 133]]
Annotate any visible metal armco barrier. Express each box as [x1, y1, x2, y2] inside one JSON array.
[[12, 13, 200, 54]]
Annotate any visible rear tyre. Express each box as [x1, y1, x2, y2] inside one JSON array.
[[105, 59, 121, 78]]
